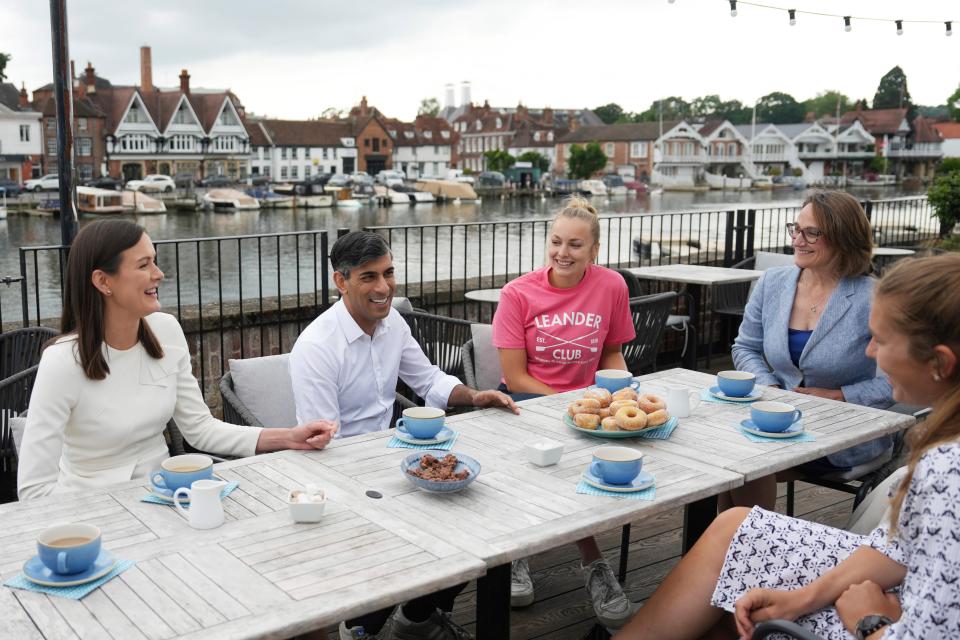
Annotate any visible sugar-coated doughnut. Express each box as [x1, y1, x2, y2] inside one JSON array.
[[584, 387, 613, 407], [611, 387, 639, 402], [568, 398, 602, 416], [574, 413, 601, 429], [608, 399, 639, 414], [601, 416, 620, 431], [645, 409, 669, 427], [597, 408, 612, 419], [638, 393, 666, 413], [615, 406, 648, 431]]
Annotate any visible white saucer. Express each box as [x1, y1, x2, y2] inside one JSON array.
[[740, 419, 804, 439], [581, 468, 654, 493], [394, 425, 455, 445], [22, 549, 116, 587], [709, 386, 763, 402]]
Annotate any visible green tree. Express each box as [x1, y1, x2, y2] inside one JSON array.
[[418, 97, 440, 117], [518, 151, 549, 173], [593, 103, 624, 125], [717, 99, 752, 124], [755, 92, 805, 124], [803, 90, 851, 118], [635, 97, 690, 122], [937, 158, 960, 175], [320, 107, 343, 119], [690, 94, 722, 117], [483, 150, 515, 173], [873, 66, 914, 117], [948, 86, 960, 121], [928, 171, 960, 237], [567, 142, 607, 179], [0, 53, 10, 83]]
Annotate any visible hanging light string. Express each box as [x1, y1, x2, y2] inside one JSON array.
[[720, 0, 954, 35]]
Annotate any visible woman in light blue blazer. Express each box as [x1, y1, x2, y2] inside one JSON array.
[[726, 191, 893, 510]]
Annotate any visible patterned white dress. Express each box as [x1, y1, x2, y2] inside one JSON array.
[[711, 442, 960, 639]]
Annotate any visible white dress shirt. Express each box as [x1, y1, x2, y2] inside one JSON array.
[[289, 300, 461, 438]]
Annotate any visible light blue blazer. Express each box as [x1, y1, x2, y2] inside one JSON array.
[[732, 266, 893, 467]]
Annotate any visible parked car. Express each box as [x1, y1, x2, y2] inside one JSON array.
[[84, 176, 122, 191], [0, 179, 23, 197], [173, 172, 197, 189], [25, 174, 59, 192], [376, 170, 405, 187], [326, 174, 349, 188], [249, 174, 270, 187], [348, 171, 373, 186], [126, 174, 176, 193], [199, 175, 233, 188]]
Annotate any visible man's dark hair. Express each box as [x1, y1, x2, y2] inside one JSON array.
[[330, 231, 391, 278]]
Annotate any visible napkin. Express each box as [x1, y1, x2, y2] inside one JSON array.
[[140, 480, 239, 505], [387, 431, 459, 451], [576, 479, 656, 501], [700, 388, 758, 406], [736, 425, 816, 443], [636, 416, 679, 440], [4, 559, 136, 600]]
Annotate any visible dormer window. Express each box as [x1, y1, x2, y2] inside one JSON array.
[[218, 108, 238, 127], [440, 130, 450, 139], [533, 132, 541, 142], [124, 102, 147, 124], [495, 118, 502, 128], [547, 132, 554, 141], [424, 131, 432, 139], [404, 131, 415, 139], [475, 120, 482, 131], [388, 130, 397, 138]]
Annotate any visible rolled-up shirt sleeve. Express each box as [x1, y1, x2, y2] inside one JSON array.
[[397, 325, 461, 409]]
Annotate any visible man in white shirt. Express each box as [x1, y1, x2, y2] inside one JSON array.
[[290, 231, 517, 640]]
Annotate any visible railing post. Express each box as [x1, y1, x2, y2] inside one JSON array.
[[723, 210, 735, 267], [862, 199, 873, 222], [19, 249, 30, 327], [745, 209, 757, 259]]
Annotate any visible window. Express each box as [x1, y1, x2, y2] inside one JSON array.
[[382, 139, 387, 148], [77, 137, 92, 157], [440, 130, 450, 139], [424, 131, 432, 139], [77, 118, 88, 132], [281, 148, 287, 159], [291, 166, 298, 179], [372, 138, 380, 152], [77, 164, 93, 180], [548, 132, 554, 142], [20, 124, 30, 142], [169, 135, 196, 152], [630, 142, 648, 157], [405, 131, 415, 139], [728, 142, 736, 156], [305, 147, 310, 158], [434, 145, 440, 155], [173, 104, 192, 125], [120, 134, 150, 151], [218, 108, 238, 127], [605, 143, 614, 156], [213, 136, 237, 152], [47, 118, 55, 131], [533, 132, 541, 142], [364, 139, 370, 148], [263, 166, 271, 177], [280, 166, 288, 178], [47, 138, 58, 156], [124, 103, 147, 124], [388, 130, 397, 138]]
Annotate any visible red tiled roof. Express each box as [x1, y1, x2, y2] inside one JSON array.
[[256, 118, 354, 146], [245, 120, 272, 146], [840, 107, 908, 135], [932, 122, 960, 140], [912, 116, 943, 144], [38, 96, 105, 118], [558, 122, 675, 144]]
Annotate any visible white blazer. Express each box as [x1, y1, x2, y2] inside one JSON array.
[[17, 312, 261, 500]]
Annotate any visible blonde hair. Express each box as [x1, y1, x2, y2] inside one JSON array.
[[801, 190, 874, 278], [876, 254, 960, 535], [551, 195, 600, 245]]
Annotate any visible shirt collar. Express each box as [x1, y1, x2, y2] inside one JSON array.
[[334, 298, 391, 343]]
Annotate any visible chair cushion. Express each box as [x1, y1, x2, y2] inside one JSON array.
[[820, 448, 893, 482], [391, 297, 414, 313], [470, 324, 503, 391], [845, 466, 908, 535], [9, 414, 27, 454], [227, 354, 297, 428], [754, 251, 795, 271]]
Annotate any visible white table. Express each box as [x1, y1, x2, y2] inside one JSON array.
[[463, 288, 503, 304], [871, 247, 915, 257]]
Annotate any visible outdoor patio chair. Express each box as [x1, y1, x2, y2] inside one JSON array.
[[461, 324, 503, 391], [622, 292, 678, 374], [752, 620, 820, 639], [399, 309, 473, 381], [0, 365, 39, 503], [615, 269, 697, 368], [0, 326, 57, 380]]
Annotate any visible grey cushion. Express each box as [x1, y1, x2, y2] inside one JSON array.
[[10, 414, 27, 454], [845, 466, 907, 535], [754, 251, 795, 271], [392, 297, 414, 313], [470, 324, 503, 391], [227, 354, 297, 428]]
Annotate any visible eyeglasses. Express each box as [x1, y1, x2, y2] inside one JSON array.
[[785, 223, 824, 244]]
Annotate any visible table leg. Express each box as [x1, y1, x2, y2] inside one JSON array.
[[682, 495, 717, 554], [689, 285, 703, 369], [476, 562, 511, 640]]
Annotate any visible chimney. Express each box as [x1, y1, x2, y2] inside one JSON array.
[[71, 60, 85, 99], [461, 81, 471, 107], [84, 62, 96, 95], [568, 110, 579, 132], [544, 107, 554, 125], [140, 46, 153, 92], [444, 83, 455, 109], [359, 95, 369, 116], [179, 69, 190, 94], [19, 83, 29, 109]]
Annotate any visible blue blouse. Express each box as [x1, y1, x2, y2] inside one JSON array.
[[787, 328, 813, 367]]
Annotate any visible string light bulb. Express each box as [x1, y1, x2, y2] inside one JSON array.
[[947, 21, 954, 36], [729, 0, 737, 17], [844, 16, 852, 32], [896, 20, 903, 35], [788, 9, 796, 25]]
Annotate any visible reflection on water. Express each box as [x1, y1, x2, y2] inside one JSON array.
[[0, 186, 925, 324]]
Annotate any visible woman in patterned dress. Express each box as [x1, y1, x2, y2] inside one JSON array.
[[616, 253, 960, 639]]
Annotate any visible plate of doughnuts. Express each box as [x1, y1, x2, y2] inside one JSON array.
[[564, 386, 672, 437]]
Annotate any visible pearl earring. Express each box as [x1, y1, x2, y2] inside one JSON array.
[[933, 373, 942, 382], [106, 289, 112, 295]]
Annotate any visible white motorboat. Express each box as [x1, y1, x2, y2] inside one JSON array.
[[579, 180, 608, 196], [202, 188, 260, 211], [77, 186, 126, 214], [337, 198, 362, 208], [0, 187, 7, 219], [704, 172, 752, 190], [414, 180, 478, 201], [297, 194, 333, 208], [848, 174, 897, 187], [387, 189, 411, 205], [121, 189, 167, 214]]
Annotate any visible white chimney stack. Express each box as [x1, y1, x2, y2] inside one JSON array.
[[444, 83, 455, 108], [461, 81, 471, 107]]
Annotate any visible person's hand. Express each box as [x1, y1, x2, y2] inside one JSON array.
[[734, 588, 812, 639], [793, 386, 844, 401], [472, 390, 520, 414], [288, 420, 339, 450], [835, 581, 901, 636]]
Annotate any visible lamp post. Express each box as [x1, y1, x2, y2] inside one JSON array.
[[49, 0, 77, 246]]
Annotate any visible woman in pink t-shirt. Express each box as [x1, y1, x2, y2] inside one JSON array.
[[492, 196, 637, 628]]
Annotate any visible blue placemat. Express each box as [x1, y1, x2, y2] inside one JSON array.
[[576, 479, 656, 501], [736, 425, 816, 443], [636, 416, 679, 440], [387, 431, 459, 451], [4, 559, 136, 600], [700, 388, 758, 406], [140, 480, 239, 505]]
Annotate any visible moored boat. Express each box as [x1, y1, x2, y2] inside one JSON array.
[[202, 188, 260, 211], [414, 179, 478, 201], [704, 172, 752, 190], [77, 186, 126, 214], [121, 189, 167, 214]]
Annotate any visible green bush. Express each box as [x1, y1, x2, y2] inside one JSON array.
[[927, 171, 960, 236], [936, 158, 960, 175]]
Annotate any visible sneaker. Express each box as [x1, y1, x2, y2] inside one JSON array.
[[582, 559, 634, 629], [510, 558, 535, 608], [392, 607, 473, 640], [339, 621, 378, 639]]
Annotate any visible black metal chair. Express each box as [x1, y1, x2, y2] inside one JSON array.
[[0, 327, 58, 380], [622, 292, 678, 374], [752, 620, 820, 639], [399, 310, 473, 381], [0, 365, 40, 503]]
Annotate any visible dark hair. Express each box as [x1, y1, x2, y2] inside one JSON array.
[[330, 231, 391, 278], [60, 219, 163, 380], [801, 190, 873, 278]]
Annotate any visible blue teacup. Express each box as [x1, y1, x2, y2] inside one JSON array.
[[751, 401, 803, 433], [395, 406, 445, 439], [37, 523, 101, 575], [590, 445, 644, 485], [151, 454, 214, 494], [594, 369, 637, 393], [716, 370, 757, 397]]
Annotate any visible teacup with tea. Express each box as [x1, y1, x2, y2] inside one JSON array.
[[395, 406, 445, 439], [590, 446, 644, 485], [36, 523, 101, 575], [151, 454, 214, 494]]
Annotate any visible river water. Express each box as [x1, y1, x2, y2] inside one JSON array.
[[0, 185, 926, 323]]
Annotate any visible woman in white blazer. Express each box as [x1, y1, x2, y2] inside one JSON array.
[[18, 220, 338, 500]]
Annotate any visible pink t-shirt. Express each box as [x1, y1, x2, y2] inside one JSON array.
[[492, 265, 635, 393]]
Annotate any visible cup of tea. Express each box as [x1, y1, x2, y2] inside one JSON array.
[[37, 523, 101, 575], [395, 407, 445, 439], [751, 401, 803, 433], [151, 454, 214, 494], [590, 446, 644, 485], [594, 369, 637, 393], [716, 370, 757, 397]]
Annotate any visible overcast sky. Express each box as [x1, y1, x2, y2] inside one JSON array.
[[3, 0, 958, 121]]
